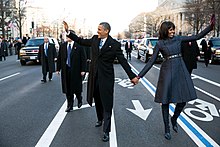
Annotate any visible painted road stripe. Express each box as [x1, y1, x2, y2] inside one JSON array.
[[110, 110, 118, 147], [0, 72, 20, 81], [129, 63, 219, 147], [192, 74, 220, 88], [35, 100, 96, 147], [194, 86, 220, 102]]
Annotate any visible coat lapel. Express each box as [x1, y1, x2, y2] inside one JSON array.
[[100, 36, 111, 54]]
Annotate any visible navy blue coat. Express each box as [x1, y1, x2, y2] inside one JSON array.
[[138, 26, 212, 104]]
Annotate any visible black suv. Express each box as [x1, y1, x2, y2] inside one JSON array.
[[209, 37, 220, 63], [19, 37, 59, 65]]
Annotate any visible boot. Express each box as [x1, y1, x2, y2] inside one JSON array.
[[171, 102, 186, 133], [162, 104, 171, 140]]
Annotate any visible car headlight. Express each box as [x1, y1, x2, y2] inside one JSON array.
[[211, 47, 216, 53], [20, 49, 26, 55], [148, 48, 153, 55], [215, 49, 220, 55]]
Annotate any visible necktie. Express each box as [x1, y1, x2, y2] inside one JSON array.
[[67, 44, 71, 67], [128, 42, 130, 48], [99, 40, 103, 49], [45, 43, 48, 56]]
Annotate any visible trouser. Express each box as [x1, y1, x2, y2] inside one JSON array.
[[42, 57, 53, 80], [161, 102, 186, 133], [66, 66, 82, 108], [126, 52, 131, 60], [204, 59, 209, 67], [94, 75, 112, 133]]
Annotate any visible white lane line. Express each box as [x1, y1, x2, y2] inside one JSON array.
[[192, 74, 220, 88], [110, 110, 117, 147], [194, 86, 220, 102], [35, 100, 95, 147], [0, 72, 20, 81], [35, 101, 67, 147]]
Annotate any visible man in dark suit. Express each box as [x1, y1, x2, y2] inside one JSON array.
[[0, 38, 7, 61], [63, 21, 138, 142], [181, 34, 200, 74], [125, 39, 133, 60], [38, 37, 57, 83], [200, 39, 212, 67], [56, 32, 86, 112]]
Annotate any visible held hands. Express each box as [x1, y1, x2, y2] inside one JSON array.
[[131, 77, 140, 85], [81, 72, 85, 76], [63, 21, 69, 32], [210, 14, 215, 28]]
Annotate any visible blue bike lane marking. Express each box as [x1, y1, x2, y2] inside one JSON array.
[[129, 63, 219, 147]]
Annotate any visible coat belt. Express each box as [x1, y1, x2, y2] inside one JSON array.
[[166, 53, 182, 60]]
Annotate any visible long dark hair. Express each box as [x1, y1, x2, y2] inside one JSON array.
[[159, 21, 175, 40]]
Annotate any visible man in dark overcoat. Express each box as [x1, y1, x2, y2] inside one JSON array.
[[200, 39, 212, 67], [0, 38, 7, 61], [38, 37, 57, 82], [125, 39, 133, 60], [181, 35, 200, 74], [56, 33, 86, 112], [63, 21, 138, 142]]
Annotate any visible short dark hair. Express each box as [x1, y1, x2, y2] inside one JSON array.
[[159, 21, 175, 40], [99, 22, 111, 33]]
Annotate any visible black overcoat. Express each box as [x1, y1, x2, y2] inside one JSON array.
[[38, 43, 57, 74], [68, 33, 136, 111], [181, 41, 200, 71], [56, 42, 86, 94], [125, 41, 133, 53], [139, 25, 212, 104]]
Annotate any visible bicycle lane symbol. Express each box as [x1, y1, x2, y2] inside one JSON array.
[[185, 99, 219, 121]]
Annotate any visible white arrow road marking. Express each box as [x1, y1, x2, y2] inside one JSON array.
[[127, 100, 152, 121]]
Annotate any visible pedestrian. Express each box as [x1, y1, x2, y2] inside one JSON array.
[[0, 38, 7, 61], [181, 33, 200, 74], [200, 39, 212, 67], [37, 37, 57, 83], [14, 39, 23, 60], [56, 31, 87, 112], [22, 34, 30, 45], [125, 39, 133, 60], [63, 21, 138, 142], [134, 14, 215, 140]]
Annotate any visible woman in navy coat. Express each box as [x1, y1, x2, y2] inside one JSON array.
[[137, 15, 215, 140]]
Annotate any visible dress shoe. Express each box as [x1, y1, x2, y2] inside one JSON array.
[[164, 132, 171, 140], [65, 107, 73, 112], [49, 79, 52, 81], [102, 132, 109, 142], [95, 121, 102, 127], [171, 117, 178, 133], [41, 79, 46, 83], [77, 99, 82, 108]]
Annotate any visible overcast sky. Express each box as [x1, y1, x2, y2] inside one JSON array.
[[32, 0, 158, 35]]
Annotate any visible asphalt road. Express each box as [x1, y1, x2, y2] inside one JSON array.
[[0, 53, 219, 147]]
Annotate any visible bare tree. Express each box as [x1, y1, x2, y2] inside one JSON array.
[[0, 0, 15, 38], [184, 0, 220, 36], [14, 0, 26, 38]]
